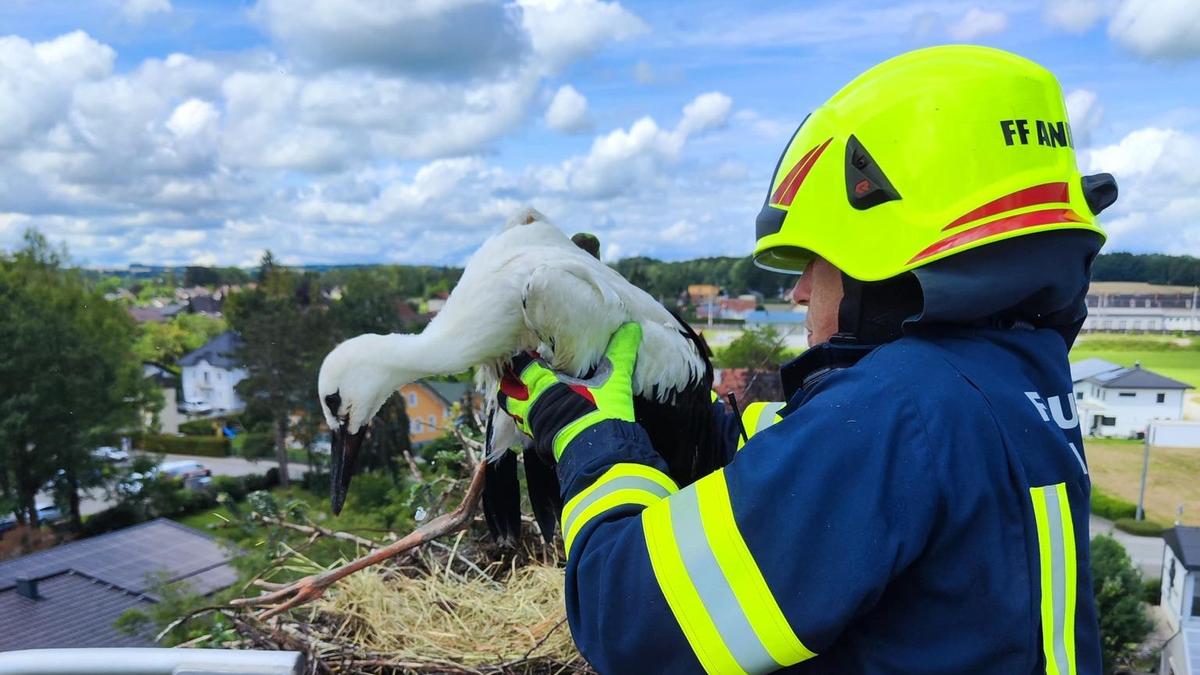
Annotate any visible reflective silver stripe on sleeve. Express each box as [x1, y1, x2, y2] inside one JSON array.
[[561, 475, 672, 540], [1045, 487, 1071, 675], [755, 402, 786, 434], [670, 485, 778, 674]]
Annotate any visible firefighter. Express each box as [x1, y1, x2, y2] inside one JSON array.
[[499, 45, 1116, 674]]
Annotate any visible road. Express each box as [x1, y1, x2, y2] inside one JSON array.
[[70, 454, 308, 517], [1089, 514, 1165, 578]]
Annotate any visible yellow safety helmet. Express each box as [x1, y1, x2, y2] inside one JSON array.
[[754, 45, 1114, 282]]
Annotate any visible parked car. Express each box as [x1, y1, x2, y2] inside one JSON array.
[[179, 400, 212, 414], [35, 503, 63, 523], [119, 460, 213, 496], [91, 446, 129, 462]]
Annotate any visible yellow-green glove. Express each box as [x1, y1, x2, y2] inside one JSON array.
[[498, 322, 641, 461]]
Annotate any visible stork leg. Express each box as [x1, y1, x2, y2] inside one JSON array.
[[482, 450, 522, 545], [231, 459, 488, 620], [523, 446, 562, 545]]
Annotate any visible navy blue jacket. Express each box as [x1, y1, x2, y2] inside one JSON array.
[[554, 327, 1101, 674]]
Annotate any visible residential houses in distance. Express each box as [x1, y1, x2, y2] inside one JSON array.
[[1071, 358, 1193, 438], [400, 381, 473, 445], [1082, 281, 1200, 333], [178, 331, 247, 414]]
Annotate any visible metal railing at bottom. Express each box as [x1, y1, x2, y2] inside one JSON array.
[[0, 648, 303, 675]]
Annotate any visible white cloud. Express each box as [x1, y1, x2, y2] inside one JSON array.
[[253, 0, 529, 76], [0, 32, 115, 148], [1085, 126, 1200, 253], [947, 8, 1009, 40], [1043, 0, 1200, 60], [678, 92, 733, 137], [544, 85, 592, 133], [562, 91, 732, 198], [518, 0, 646, 71], [166, 99, 219, 138], [1043, 0, 1113, 32], [121, 0, 172, 24], [1065, 89, 1104, 146], [1108, 0, 1200, 60]]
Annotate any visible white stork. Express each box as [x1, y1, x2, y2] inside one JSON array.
[[318, 207, 723, 542]]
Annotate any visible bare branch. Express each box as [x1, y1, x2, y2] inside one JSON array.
[[231, 459, 489, 620]]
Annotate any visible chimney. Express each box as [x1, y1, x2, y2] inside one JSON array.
[[15, 577, 40, 600]]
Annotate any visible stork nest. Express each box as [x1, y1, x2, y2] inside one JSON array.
[[226, 535, 591, 675]]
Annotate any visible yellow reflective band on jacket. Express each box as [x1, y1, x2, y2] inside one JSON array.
[[642, 469, 815, 674], [736, 402, 785, 451], [1030, 482, 1077, 675], [561, 463, 677, 558]]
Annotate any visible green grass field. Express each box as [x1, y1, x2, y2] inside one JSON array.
[[1070, 334, 1200, 388]]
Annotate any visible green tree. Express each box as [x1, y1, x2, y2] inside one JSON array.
[[226, 252, 333, 488], [1091, 534, 1153, 673], [133, 313, 227, 366], [715, 325, 789, 369], [0, 230, 148, 528]]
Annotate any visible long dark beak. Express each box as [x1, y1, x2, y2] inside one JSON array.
[[330, 422, 367, 515]]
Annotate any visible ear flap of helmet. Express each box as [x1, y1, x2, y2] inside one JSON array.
[[845, 135, 901, 210], [1082, 173, 1118, 215]]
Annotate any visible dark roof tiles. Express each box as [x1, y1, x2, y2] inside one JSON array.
[[1165, 526, 1200, 571], [178, 331, 244, 369]]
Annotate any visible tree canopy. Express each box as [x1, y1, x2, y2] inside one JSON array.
[[0, 231, 149, 528]]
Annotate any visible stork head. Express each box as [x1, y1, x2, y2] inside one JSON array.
[[318, 334, 415, 515]]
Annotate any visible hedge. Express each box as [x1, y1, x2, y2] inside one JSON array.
[[1114, 517, 1168, 537], [233, 432, 275, 460], [1091, 488, 1137, 521], [178, 419, 221, 436], [139, 434, 230, 458]]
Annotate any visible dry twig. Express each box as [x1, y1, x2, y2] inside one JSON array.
[[231, 459, 488, 620]]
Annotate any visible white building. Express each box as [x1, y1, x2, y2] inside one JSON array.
[[1159, 527, 1200, 675], [178, 331, 247, 414], [1070, 358, 1192, 438], [1082, 281, 1200, 333]]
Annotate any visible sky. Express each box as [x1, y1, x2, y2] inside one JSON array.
[[0, 0, 1198, 268]]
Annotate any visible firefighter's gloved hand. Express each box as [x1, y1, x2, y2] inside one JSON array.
[[498, 322, 641, 462]]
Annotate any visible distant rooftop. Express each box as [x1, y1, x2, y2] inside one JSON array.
[[422, 380, 471, 406], [1089, 281, 1198, 295], [178, 330, 244, 369], [0, 518, 237, 651], [1166, 526, 1200, 571], [1070, 357, 1121, 383], [1089, 364, 1193, 390]]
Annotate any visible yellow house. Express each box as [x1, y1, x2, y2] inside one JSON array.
[[399, 380, 472, 445], [687, 284, 721, 304]]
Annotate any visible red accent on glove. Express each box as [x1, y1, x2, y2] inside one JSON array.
[[569, 384, 596, 405]]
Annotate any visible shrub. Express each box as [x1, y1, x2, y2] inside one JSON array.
[[138, 434, 229, 458], [233, 432, 274, 460], [212, 475, 247, 502], [1091, 488, 1137, 521], [346, 472, 396, 511], [1113, 518, 1168, 537], [1140, 577, 1161, 605], [81, 503, 144, 537], [1091, 534, 1153, 673], [178, 419, 220, 436], [264, 467, 281, 489], [302, 470, 331, 497]]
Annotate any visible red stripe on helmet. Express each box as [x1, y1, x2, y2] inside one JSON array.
[[910, 208, 1085, 264], [943, 182, 1071, 231], [771, 137, 833, 207]]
